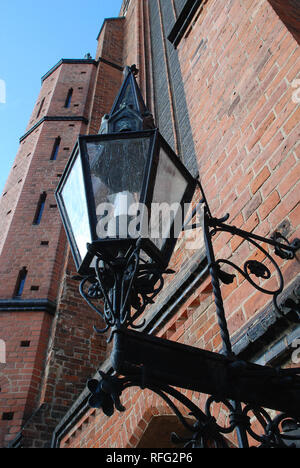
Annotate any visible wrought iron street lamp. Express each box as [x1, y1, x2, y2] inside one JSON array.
[[55, 129, 196, 276], [56, 66, 300, 448]]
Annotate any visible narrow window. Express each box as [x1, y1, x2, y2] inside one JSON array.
[[36, 98, 45, 119], [2, 412, 14, 421], [64, 88, 73, 108], [50, 137, 61, 161], [14, 267, 28, 298], [33, 192, 47, 225], [168, 0, 202, 48], [122, 0, 131, 15], [20, 341, 31, 348]]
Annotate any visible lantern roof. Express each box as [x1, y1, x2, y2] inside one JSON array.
[[99, 65, 155, 134]]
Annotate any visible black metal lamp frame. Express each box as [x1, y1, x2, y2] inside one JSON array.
[[77, 178, 300, 449], [56, 129, 196, 276]]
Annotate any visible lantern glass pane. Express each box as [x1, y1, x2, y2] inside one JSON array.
[[86, 137, 150, 239], [150, 147, 188, 250], [61, 152, 91, 262]]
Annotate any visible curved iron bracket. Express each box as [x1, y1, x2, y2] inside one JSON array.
[[78, 177, 300, 448], [77, 241, 173, 340]]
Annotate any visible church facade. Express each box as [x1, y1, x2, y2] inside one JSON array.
[[0, 0, 299, 448]]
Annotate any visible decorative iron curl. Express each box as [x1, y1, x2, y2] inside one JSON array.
[[87, 369, 228, 448], [242, 406, 300, 448], [86, 368, 300, 448], [205, 397, 245, 435], [206, 220, 300, 324], [78, 242, 172, 338], [204, 396, 300, 448]]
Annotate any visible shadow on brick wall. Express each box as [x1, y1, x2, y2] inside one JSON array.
[[268, 0, 300, 44]]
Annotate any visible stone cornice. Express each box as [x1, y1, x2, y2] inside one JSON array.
[[0, 298, 56, 315], [41, 59, 98, 83], [19, 116, 89, 143]]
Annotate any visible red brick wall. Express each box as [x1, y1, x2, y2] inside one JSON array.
[[89, 18, 125, 134], [17, 253, 107, 448], [0, 62, 96, 301], [268, 0, 300, 44], [176, 0, 300, 340], [57, 0, 300, 448], [2, 0, 298, 449], [0, 13, 130, 445], [0, 61, 99, 447], [0, 131, 39, 255], [0, 311, 52, 446], [26, 67, 61, 131]]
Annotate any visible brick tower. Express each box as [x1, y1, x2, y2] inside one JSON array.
[[1, 0, 300, 449], [0, 14, 126, 446]]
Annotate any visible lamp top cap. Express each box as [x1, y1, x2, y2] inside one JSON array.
[[123, 64, 139, 77], [99, 64, 154, 134]]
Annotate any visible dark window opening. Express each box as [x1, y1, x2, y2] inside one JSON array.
[[20, 341, 30, 348], [173, 0, 188, 18], [50, 137, 61, 161], [41, 241, 49, 246], [33, 192, 47, 225], [14, 267, 28, 298], [64, 88, 73, 108], [168, 0, 203, 48], [122, 0, 131, 15], [30, 286, 39, 291], [2, 412, 14, 421], [36, 98, 45, 119]]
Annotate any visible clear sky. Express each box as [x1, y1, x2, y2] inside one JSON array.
[[0, 0, 122, 195]]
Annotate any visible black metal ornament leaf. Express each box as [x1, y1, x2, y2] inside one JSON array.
[[216, 266, 235, 285], [245, 260, 271, 279]]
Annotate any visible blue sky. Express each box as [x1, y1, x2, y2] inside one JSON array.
[[0, 0, 122, 195]]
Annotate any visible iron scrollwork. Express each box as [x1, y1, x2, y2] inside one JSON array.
[[78, 241, 173, 339], [87, 367, 300, 448], [87, 369, 229, 448], [205, 209, 300, 323], [205, 397, 300, 448], [77, 178, 300, 448]]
